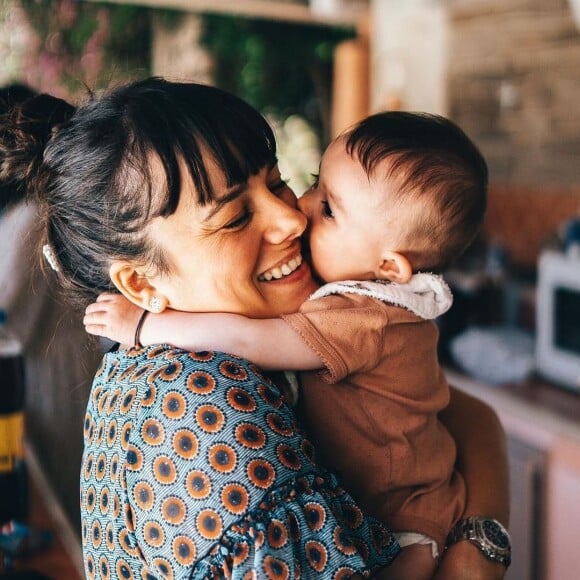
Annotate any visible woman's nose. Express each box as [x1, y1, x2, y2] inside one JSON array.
[[263, 194, 307, 245]]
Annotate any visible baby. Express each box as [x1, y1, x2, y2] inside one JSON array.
[[85, 111, 488, 579]]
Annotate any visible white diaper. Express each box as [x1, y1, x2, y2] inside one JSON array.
[[393, 532, 439, 559]]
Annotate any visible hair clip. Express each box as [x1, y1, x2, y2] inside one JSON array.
[[42, 243, 60, 272]]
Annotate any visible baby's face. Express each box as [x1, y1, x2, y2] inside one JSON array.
[[298, 136, 400, 283]]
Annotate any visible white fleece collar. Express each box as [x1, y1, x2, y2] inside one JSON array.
[[308, 273, 453, 320]]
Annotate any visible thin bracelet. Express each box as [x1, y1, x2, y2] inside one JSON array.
[[134, 309, 150, 348]]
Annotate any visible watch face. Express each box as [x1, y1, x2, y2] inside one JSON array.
[[481, 520, 510, 550]]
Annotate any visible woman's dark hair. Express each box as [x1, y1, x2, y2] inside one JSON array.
[[0, 83, 40, 209], [0, 77, 277, 305], [345, 111, 488, 271], [0, 83, 38, 112]]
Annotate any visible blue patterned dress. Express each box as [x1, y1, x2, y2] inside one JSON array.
[[80, 345, 400, 579]]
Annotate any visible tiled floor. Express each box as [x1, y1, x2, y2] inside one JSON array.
[[0, 471, 82, 579]]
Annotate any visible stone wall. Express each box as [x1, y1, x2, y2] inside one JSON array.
[[447, 0, 580, 187]]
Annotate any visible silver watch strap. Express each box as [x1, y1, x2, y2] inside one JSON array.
[[446, 516, 511, 569]]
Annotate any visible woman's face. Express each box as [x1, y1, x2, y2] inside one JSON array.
[[146, 161, 318, 318]]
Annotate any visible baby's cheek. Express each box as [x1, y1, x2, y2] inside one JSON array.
[[308, 244, 332, 284]]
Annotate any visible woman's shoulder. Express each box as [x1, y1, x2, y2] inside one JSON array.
[[100, 345, 285, 409], [102, 344, 267, 380], [142, 345, 269, 383]]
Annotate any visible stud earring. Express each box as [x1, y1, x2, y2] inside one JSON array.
[[149, 296, 163, 313]]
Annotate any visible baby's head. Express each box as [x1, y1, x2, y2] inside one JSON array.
[[298, 111, 488, 284]]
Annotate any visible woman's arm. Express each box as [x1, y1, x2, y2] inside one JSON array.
[[436, 386, 510, 580]]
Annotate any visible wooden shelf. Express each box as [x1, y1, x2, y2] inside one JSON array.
[[86, 0, 368, 27]]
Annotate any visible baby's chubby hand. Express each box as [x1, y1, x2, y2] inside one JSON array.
[[84, 293, 144, 346]]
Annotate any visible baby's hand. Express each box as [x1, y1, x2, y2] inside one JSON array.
[[84, 293, 143, 346]]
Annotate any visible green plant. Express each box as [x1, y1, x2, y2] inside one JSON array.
[[19, 0, 152, 95], [200, 14, 354, 146]]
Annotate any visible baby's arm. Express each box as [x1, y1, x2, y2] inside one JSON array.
[[84, 293, 323, 371]]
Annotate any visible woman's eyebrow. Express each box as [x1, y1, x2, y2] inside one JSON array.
[[202, 184, 246, 222]]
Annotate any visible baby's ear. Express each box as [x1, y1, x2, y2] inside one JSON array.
[[376, 251, 412, 284]]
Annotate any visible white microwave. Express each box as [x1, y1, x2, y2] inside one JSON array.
[[536, 250, 580, 391]]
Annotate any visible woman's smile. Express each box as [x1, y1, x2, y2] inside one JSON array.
[[257, 253, 303, 281]]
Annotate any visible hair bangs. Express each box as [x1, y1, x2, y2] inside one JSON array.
[[179, 100, 277, 206], [116, 79, 277, 217]]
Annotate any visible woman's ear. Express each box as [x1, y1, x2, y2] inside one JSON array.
[[376, 251, 413, 284], [109, 261, 168, 312]]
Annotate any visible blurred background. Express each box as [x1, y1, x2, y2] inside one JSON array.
[[1, 1, 580, 578]]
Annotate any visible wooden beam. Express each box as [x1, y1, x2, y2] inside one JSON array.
[[84, 0, 366, 28]]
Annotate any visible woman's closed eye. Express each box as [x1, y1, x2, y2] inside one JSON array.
[[223, 207, 253, 229], [270, 178, 290, 196], [321, 199, 334, 219], [310, 173, 319, 188]]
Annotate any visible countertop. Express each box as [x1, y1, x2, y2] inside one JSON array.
[[445, 367, 580, 449]]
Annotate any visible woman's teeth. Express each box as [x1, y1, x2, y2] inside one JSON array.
[[258, 255, 302, 281]]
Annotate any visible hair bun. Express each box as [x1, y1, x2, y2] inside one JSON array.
[[0, 94, 75, 209]]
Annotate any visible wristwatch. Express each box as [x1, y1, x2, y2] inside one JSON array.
[[446, 516, 512, 569]]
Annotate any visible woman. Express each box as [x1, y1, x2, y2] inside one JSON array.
[[0, 78, 508, 579]]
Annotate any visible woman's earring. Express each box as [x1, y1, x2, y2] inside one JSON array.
[[149, 296, 163, 313]]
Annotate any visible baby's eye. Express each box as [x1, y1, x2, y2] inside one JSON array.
[[321, 200, 334, 219]]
